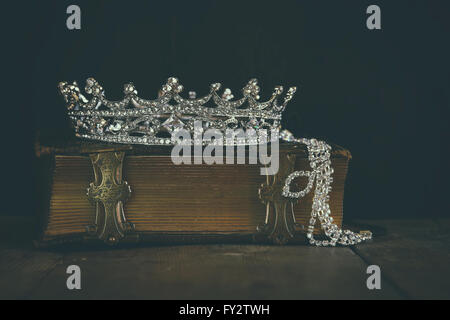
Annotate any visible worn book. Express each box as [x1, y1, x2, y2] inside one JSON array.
[[35, 140, 351, 246]]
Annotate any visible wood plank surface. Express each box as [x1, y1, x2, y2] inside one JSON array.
[[2, 217, 449, 299], [349, 219, 450, 299]]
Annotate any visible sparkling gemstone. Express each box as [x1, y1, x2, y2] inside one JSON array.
[[211, 83, 221, 91], [162, 114, 185, 133], [280, 130, 295, 142], [247, 118, 260, 129], [222, 88, 234, 101], [274, 86, 283, 94], [109, 121, 122, 132]]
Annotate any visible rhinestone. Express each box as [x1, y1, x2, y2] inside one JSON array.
[[162, 114, 185, 133]]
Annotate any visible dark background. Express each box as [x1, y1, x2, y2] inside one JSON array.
[[1, 0, 448, 220]]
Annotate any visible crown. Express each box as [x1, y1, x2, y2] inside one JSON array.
[[59, 77, 297, 146]]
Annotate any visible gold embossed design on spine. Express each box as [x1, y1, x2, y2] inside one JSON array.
[[257, 152, 298, 244], [86, 152, 135, 244]]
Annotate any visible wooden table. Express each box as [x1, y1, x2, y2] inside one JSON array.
[[0, 217, 449, 299]]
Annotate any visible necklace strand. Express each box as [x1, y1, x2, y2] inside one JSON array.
[[280, 131, 372, 246]]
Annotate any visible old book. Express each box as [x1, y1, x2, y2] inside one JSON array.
[[35, 140, 351, 246]]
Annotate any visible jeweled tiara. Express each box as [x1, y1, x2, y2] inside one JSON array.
[[59, 77, 297, 146]]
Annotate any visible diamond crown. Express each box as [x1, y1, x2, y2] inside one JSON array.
[[59, 77, 297, 145]]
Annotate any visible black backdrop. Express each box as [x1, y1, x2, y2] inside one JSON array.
[[1, 0, 449, 219]]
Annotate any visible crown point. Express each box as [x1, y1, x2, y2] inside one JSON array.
[[124, 83, 137, 95], [243, 79, 260, 97], [175, 85, 184, 93], [168, 77, 179, 85], [222, 88, 234, 101], [285, 87, 297, 102], [274, 86, 284, 95], [85, 78, 103, 96], [211, 83, 221, 91], [162, 84, 172, 93]]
